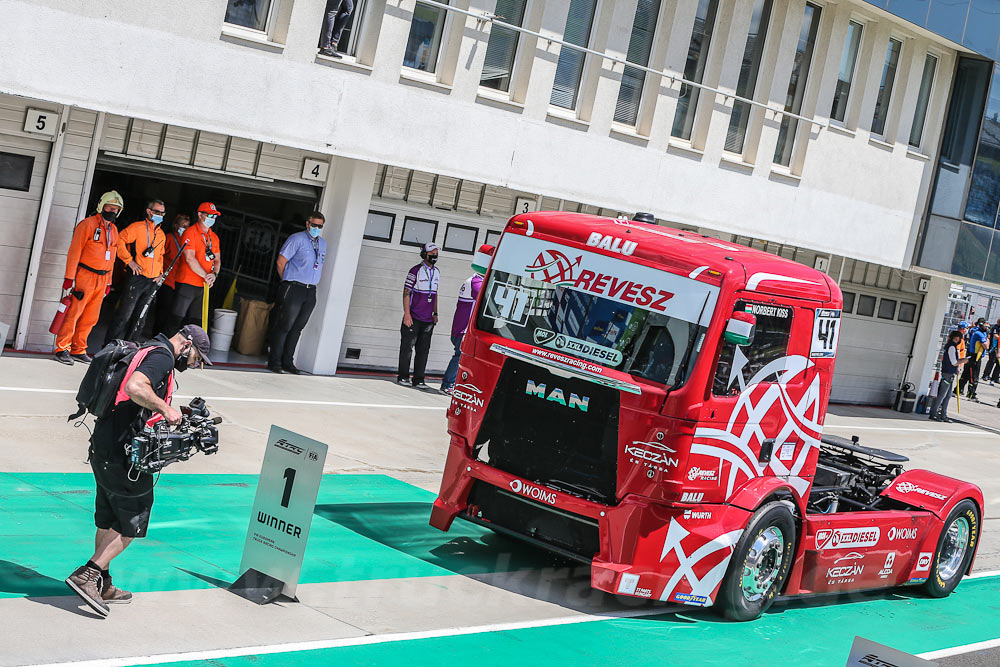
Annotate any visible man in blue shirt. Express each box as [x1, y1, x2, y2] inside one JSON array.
[[960, 318, 989, 399], [269, 212, 326, 374]]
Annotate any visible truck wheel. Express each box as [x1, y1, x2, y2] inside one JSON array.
[[715, 501, 796, 621], [923, 499, 979, 598]]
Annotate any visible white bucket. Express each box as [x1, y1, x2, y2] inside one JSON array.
[[213, 309, 238, 336], [209, 327, 234, 351]]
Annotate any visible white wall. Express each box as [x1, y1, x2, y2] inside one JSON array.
[[0, 0, 959, 273]]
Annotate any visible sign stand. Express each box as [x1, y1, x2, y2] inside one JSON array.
[[230, 425, 327, 605]]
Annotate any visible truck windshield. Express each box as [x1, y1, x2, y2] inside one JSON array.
[[477, 233, 719, 387]]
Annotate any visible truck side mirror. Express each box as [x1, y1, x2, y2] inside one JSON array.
[[724, 311, 756, 346], [473, 243, 495, 276]]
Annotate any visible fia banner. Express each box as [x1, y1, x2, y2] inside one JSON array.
[[237, 425, 327, 598]]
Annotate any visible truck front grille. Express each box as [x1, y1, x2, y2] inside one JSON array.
[[473, 358, 620, 504]]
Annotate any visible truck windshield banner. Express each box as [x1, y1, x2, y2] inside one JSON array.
[[491, 233, 719, 327]]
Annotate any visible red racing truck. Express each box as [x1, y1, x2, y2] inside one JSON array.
[[430, 211, 984, 620]]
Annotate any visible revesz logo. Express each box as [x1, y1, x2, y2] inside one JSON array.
[[586, 232, 637, 256], [274, 439, 304, 456], [887, 526, 919, 541], [815, 527, 880, 550], [687, 467, 718, 482], [525, 249, 583, 286], [525, 380, 590, 412], [893, 481, 948, 501], [509, 479, 557, 505]]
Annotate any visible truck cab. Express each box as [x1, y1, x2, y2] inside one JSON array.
[[430, 212, 982, 620]]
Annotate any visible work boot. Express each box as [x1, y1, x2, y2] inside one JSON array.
[[267, 364, 284, 374], [71, 353, 93, 364], [101, 575, 132, 604], [65, 565, 109, 617], [282, 365, 302, 375], [54, 350, 74, 365]]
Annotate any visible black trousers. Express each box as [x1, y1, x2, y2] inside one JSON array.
[[398, 319, 434, 384], [154, 284, 175, 334], [165, 283, 204, 335], [107, 274, 156, 342], [321, 0, 354, 48], [269, 281, 317, 368], [960, 358, 982, 397], [982, 350, 999, 382]]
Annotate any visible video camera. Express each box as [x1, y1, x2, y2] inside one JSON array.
[[129, 397, 221, 474]]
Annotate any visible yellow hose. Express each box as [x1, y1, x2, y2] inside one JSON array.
[[202, 282, 210, 330]]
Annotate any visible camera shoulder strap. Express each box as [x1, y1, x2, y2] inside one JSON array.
[[113, 341, 175, 409]]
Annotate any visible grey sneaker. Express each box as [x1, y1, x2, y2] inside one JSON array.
[[101, 575, 132, 604], [65, 565, 109, 617], [396, 378, 411, 386], [70, 353, 93, 364], [413, 382, 432, 390]]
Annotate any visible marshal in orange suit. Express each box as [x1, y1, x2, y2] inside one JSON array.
[[54, 191, 124, 365]]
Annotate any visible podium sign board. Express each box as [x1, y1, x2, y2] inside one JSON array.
[[237, 425, 327, 599]]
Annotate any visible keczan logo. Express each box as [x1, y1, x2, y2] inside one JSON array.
[[525, 249, 583, 286]]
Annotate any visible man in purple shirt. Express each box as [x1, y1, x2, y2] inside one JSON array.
[[441, 270, 484, 394], [398, 243, 440, 389], [269, 212, 327, 374]]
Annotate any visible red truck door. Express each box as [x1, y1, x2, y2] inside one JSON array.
[[687, 297, 823, 505]]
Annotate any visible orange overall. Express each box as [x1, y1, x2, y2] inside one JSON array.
[[56, 214, 119, 354]]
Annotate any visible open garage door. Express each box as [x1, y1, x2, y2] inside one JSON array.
[[831, 285, 922, 405]]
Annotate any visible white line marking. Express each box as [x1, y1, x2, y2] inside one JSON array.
[[967, 569, 1000, 579], [0, 387, 446, 411], [824, 424, 986, 435], [918, 637, 1000, 659], [20, 607, 677, 667]]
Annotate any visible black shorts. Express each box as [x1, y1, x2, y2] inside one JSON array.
[[92, 467, 155, 538]]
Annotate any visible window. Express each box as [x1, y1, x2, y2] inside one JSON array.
[[962, 64, 1000, 226], [0, 152, 34, 192], [550, 0, 598, 110], [671, 0, 720, 140], [774, 3, 821, 166], [363, 210, 395, 242], [713, 301, 792, 396], [614, 0, 662, 126], [856, 294, 876, 317], [480, 0, 527, 92], [842, 290, 856, 313], [404, 1, 449, 73], [878, 298, 897, 319], [443, 223, 477, 254], [909, 53, 938, 148], [725, 0, 773, 153], [485, 229, 503, 246], [401, 216, 437, 247], [898, 301, 917, 323], [830, 21, 863, 123], [872, 38, 902, 137], [224, 0, 278, 33], [325, 0, 367, 56]]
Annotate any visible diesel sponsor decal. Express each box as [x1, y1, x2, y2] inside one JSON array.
[[815, 527, 880, 550], [532, 328, 624, 367]]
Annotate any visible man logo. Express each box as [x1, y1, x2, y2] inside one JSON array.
[[525, 380, 589, 412]]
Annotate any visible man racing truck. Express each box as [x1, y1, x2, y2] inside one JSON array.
[[430, 212, 983, 621]]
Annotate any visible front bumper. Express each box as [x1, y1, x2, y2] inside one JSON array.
[[430, 438, 751, 607]]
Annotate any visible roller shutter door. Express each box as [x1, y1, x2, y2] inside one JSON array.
[[831, 286, 922, 405]]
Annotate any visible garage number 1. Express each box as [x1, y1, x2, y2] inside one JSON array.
[[811, 309, 841, 359]]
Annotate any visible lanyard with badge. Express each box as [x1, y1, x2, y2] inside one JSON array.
[[203, 231, 215, 263], [421, 264, 436, 303], [93, 220, 112, 262], [142, 220, 159, 259]]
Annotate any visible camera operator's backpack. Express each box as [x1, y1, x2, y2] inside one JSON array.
[[69, 339, 173, 421]]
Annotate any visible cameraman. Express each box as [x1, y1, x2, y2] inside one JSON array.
[[65, 325, 213, 617]]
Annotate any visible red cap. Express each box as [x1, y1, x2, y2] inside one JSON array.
[[198, 202, 220, 216]]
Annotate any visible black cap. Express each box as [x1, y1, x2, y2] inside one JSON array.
[[179, 324, 214, 366]]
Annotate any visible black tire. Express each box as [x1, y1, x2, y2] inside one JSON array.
[[922, 499, 980, 598], [715, 501, 796, 621]]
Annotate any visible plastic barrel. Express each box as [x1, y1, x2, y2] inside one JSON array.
[[213, 309, 238, 336], [209, 327, 234, 351]]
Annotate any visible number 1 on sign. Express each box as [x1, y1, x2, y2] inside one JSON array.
[[281, 467, 296, 508]]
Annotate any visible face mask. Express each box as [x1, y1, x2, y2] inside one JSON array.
[[427, 256, 438, 265], [309, 226, 322, 238], [101, 210, 117, 222], [175, 345, 192, 372], [204, 216, 217, 228], [151, 214, 164, 225]]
